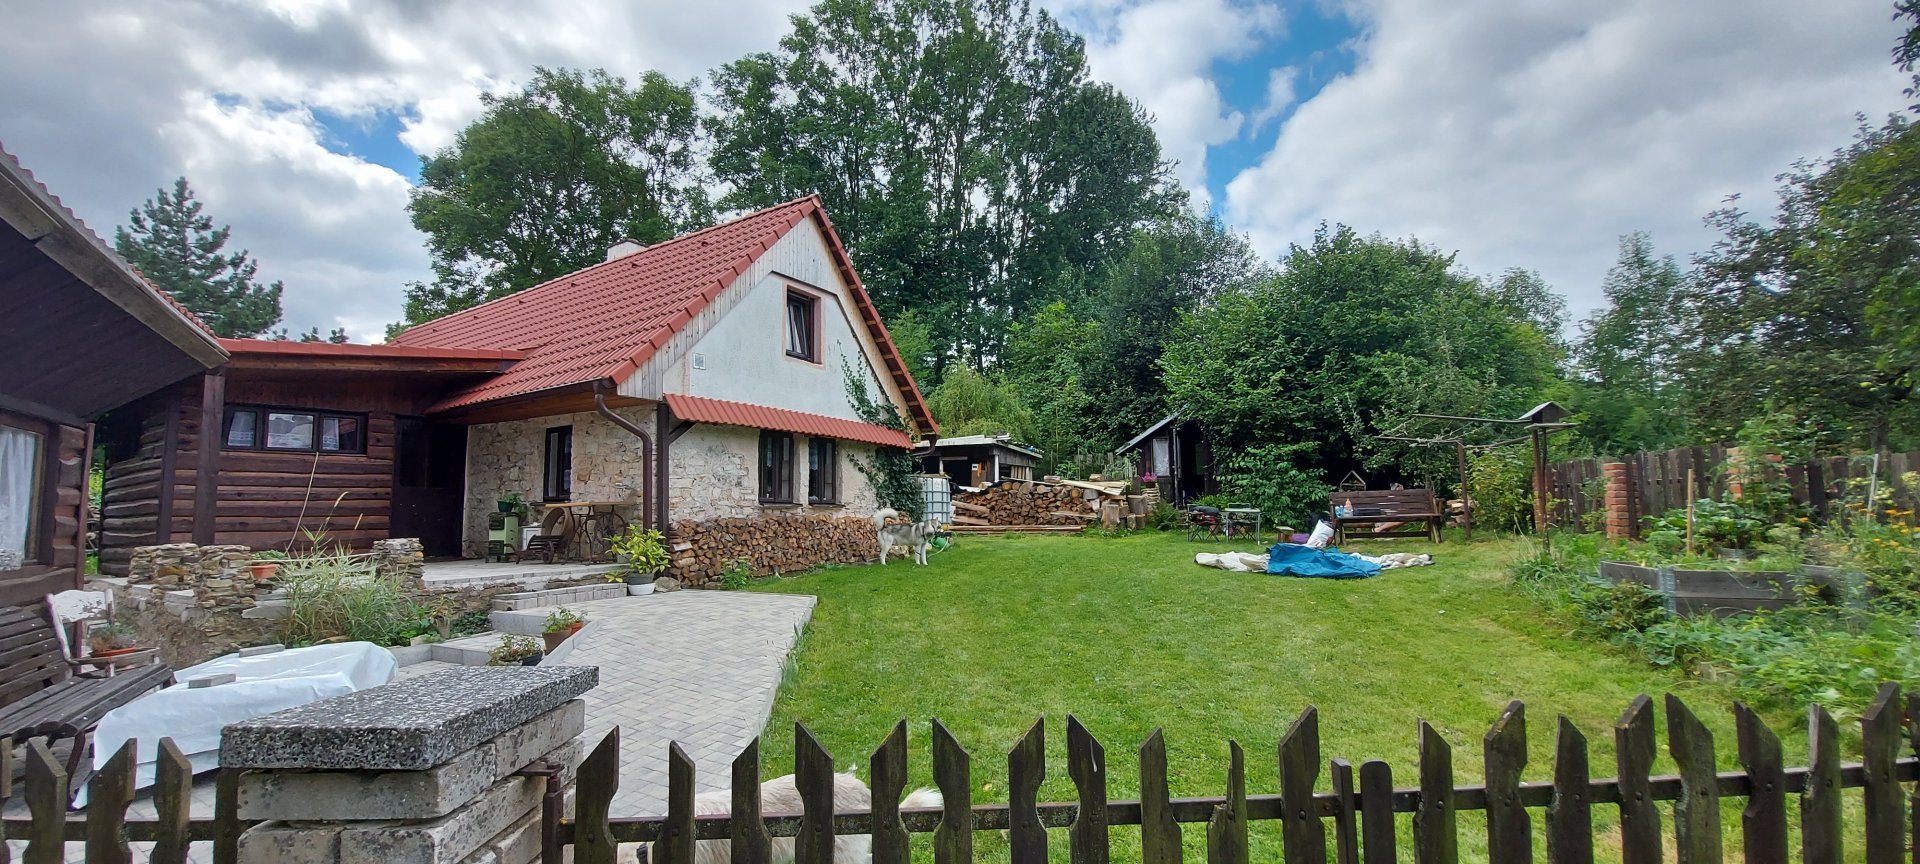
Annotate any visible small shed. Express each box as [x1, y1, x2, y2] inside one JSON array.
[[1114, 413, 1217, 505], [915, 434, 1041, 488]]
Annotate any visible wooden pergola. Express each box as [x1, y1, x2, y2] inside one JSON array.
[[1371, 402, 1575, 546]]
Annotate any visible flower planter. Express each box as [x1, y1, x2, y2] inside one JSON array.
[[249, 562, 280, 582], [628, 582, 656, 596], [541, 622, 584, 653], [518, 653, 543, 666]]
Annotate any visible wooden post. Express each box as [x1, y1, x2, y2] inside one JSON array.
[[1067, 716, 1109, 864], [1685, 468, 1697, 556], [1207, 741, 1249, 864], [192, 369, 225, 545], [1614, 696, 1659, 864], [1860, 684, 1902, 864], [1803, 705, 1841, 864], [1530, 426, 1550, 552], [657, 743, 697, 864], [1455, 442, 1472, 542], [1414, 721, 1455, 864], [870, 723, 909, 864], [1733, 703, 1786, 864], [1140, 729, 1182, 864], [1482, 702, 1528, 864], [1546, 716, 1591, 864], [794, 724, 836, 864], [931, 719, 973, 864], [1359, 760, 1396, 864], [1665, 695, 1720, 864], [732, 738, 772, 864], [1277, 707, 1325, 864], [1008, 717, 1046, 864]]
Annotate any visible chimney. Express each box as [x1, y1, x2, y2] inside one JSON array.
[[606, 238, 647, 261]]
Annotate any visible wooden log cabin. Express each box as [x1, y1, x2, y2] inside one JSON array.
[[96, 341, 521, 572], [0, 144, 228, 602]]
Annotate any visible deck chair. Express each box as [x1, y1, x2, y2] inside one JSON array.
[[523, 508, 575, 564]]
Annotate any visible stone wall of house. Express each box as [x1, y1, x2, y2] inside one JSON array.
[[463, 405, 657, 557], [667, 424, 881, 521], [668, 513, 881, 586]]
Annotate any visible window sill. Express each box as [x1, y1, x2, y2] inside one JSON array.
[[760, 502, 799, 511], [807, 501, 844, 509]]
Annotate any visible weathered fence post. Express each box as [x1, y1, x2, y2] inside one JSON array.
[[1140, 729, 1182, 864], [1007, 717, 1046, 864], [152, 738, 195, 864], [1664, 695, 1720, 864], [1207, 741, 1249, 864], [1358, 760, 1396, 864], [869, 722, 909, 864], [1860, 683, 1903, 864], [1614, 695, 1659, 864], [1278, 707, 1326, 864], [1483, 702, 1528, 864], [1803, 704, 1842, 864], [733, 738, 772, 864], [795, 723, 837, 864], [84, 740, 136, 864], [1732, 703, 1786, 864], [221, 666, 596, 864], [930, 719, 972, 864], [1066, 715, 1108, 864], [1413, 721, 1455, 864], [1546, 716, 1591, 864], [656, 743, 697, 864], [22, 738, 67, 864], [1329, 759, 1358, 864]]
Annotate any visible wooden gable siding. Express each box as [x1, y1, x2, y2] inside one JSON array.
[[99, 376, 406, 574]]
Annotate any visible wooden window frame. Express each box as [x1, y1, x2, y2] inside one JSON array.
[[222, 405, 367, 455], [759, 430, 795, 504], [807, 437, 838, 505], [543, 426, 574, 502], [784, 288, 821, 364], [0, 412, 50, 570]]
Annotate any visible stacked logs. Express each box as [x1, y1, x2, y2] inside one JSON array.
[[954, 481, 1102, 527], [668, 513, 879, 586]]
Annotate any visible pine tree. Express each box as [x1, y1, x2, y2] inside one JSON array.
[[115, 177, 283, 337]]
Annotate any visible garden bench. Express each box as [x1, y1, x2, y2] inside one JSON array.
[[1329, 488, 1444, 543], [0, 605, 172, 780]]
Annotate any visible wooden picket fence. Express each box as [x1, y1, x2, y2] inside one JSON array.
[[1547, 446, 1920, 537], [569, 684, 1920, 864], [0, 735, 245, 864]]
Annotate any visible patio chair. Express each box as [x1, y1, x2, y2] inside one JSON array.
[[1185, 506, 1223, 542], [523, 507, 574, 564]]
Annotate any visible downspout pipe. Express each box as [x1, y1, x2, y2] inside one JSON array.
[[594, 380, 655, 532]]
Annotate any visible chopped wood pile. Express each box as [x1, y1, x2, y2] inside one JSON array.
[[952, 479, 1144, 530], [668, 514, 878, 586]]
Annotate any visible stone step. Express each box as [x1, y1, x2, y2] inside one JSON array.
[[430, 635, 508, 666], [489, 583, 625, 612]]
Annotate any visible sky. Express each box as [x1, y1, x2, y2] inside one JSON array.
[[0, 0, 1909, 342]]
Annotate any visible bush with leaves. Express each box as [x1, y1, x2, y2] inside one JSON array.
[[842, 360, 922, 518], [1214, 443, 1331, 528], [1467, 449, 1534, 533]]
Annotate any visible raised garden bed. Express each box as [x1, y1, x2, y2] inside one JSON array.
[[1597, 560, 1844, 617]]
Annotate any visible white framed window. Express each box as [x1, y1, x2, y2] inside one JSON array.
[[0, 423, 44, 571]]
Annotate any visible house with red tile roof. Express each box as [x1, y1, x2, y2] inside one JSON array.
[[95, 196, 935, 578]]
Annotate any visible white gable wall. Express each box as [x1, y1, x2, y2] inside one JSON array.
[[619, 218, 907, 423]]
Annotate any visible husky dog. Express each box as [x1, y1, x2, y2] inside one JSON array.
[[625, 771, 943, 864], [873, 508, 939, 566]]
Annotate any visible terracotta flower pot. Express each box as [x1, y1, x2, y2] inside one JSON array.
[[543, 630, 568, 653], [91, 645, 140, 658], [249, 562, 279, 581]]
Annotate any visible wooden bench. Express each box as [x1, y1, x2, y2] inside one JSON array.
[[1329, 489, 1444, 543], [0, 606, 171, 779]]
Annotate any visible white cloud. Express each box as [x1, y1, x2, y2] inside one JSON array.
[[1249, 66, 1299, 133], [0, 0, 805, 341], [1224, 0, 1911, 318], [1052, 0, 1285, 205]]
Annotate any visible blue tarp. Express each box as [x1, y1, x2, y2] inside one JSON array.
[[1265, 543, 1382, 579]]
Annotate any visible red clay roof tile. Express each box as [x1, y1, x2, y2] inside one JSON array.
[[664, 394, 913, 449]]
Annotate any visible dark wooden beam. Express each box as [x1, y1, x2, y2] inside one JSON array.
[[156, 398, 180, 544], [192, 371, 225, 545]]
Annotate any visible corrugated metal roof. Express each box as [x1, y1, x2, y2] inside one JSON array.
[[666, 394, 913, 449], [393, 196, 934, 434]]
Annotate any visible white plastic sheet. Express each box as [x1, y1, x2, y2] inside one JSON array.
[[80, 642, 396, 802]]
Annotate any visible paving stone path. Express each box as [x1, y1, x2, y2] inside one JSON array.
[[539, 591, 816, 815]]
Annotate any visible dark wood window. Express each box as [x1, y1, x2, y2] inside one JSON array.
[[223, 406, 365, 453], [785, 290, 819, 362], [759, 431, 794, 503], [543, 426, 573, 502], [807, 438, 837, 504]]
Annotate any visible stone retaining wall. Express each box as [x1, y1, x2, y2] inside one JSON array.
[[668, 513, 880, 586]]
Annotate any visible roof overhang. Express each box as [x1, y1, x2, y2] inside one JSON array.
[[221, 339, 526, 374], [666, 393, 913, 449], [1115, 412, 1182, 455]]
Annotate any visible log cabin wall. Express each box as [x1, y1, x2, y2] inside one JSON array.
[[99, 371, 450, 574]]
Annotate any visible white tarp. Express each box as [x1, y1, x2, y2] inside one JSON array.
[[81, 642, 395, 803]]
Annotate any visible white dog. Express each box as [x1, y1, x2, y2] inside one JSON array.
[[873, 508, 940, 566], [624, 771, 942, 864]]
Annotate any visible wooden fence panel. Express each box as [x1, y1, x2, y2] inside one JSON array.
[[1614, 696, 1659, 864], [795, 724, 836, 864], [1803, 705, 1841, 864], [1664, 695, 1720, 864], [84, 741, 135, 864], [1859, 684, 1903, 864], [1141, 729, 1183, 864], [151, 739, 193, 864], [733, 738, 772, 864], [1413, 721, 1455, 864], [1330, 759, 1358, 864], [869, 722, 909, 864], [1279, 708, 1326, 864], [575, 729, 620, 864], [23, 739, 65, 864], [931, 719, 972, 864], [1358, 760, 1395, 864], [658, 743, 696, 864]]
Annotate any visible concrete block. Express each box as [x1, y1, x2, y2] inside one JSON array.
[[240, 820, 344, 864], [336, 761, 553, 864], [238, 701, 585, 821]]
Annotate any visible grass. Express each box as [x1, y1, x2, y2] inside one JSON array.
[[743, 530, 1863, 861]]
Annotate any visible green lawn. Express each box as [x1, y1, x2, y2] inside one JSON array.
[[745, 531, 1852, 861]]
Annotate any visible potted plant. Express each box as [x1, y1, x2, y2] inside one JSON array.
[[542, 608, 585, 652], [87, 621, 141, 659], [608, 526, 671, 595], [249, 549, 288, 581], [498, 491, 526, 515], [489, 634, 543, 666]]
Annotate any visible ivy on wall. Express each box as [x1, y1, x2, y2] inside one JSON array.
[[842, 360, 924, 519]]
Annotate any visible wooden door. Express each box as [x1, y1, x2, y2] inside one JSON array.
[[391, 418, 466, 558]]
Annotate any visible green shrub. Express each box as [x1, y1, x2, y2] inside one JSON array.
[[719, 559, 754, 590], [279, 544, 412, 646], [1214, 443, 1331, 528], [608, 526, 670, 577], [1468, 449, 1534, 533]]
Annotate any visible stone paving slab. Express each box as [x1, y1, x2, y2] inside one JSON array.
[[541, 591, 815, 816]]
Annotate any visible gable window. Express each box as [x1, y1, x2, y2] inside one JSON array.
[[223, 406, 364, 454], [807, 438, 837, 504], [785, 290, 818, 362], [759, 431, 794, 503], [0, 424, 44, 571], [543, 426, 573, 501]]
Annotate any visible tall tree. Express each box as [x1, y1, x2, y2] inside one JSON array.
[[401, 67, 710, 325], [114, 177, 283, 337], [1562, 233, 1690, 454], [708, 0, 1179, 370]]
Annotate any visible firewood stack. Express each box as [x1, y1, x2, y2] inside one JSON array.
[[952, 479, 1131, 528], [668, 514, 879, 586]]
